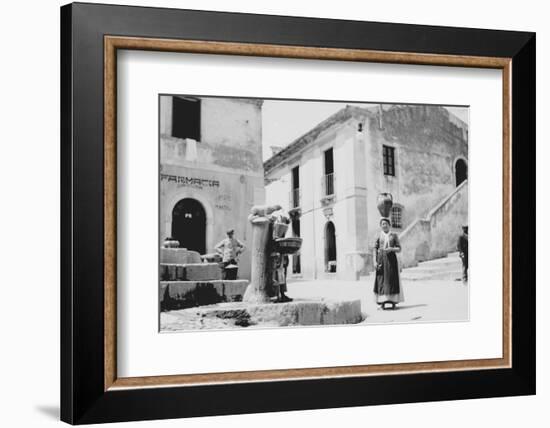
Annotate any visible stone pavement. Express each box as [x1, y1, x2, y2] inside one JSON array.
[[161, 276, 468, 331], [160, 254, 469, 330], [287, 277, 468, 324], [288, 253, 468, 324]]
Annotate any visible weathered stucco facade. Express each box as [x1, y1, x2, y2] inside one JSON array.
[[265, 104, 468, 280], [160, 96, 265, 280]]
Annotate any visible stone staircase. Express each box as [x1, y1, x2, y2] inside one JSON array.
[[399, 180, 468, 268], [399, 251, 463, 281]]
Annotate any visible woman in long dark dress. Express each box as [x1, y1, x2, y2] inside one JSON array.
[[373, 217, 404, 310]]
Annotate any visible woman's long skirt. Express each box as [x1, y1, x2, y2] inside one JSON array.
[[373, 250, 404, 304]]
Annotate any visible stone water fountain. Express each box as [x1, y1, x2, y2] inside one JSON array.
[[160, 204, 363, 330], [243, 204, 302, 303]]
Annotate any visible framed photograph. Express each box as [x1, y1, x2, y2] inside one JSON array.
[[61, 2, 535, 424]]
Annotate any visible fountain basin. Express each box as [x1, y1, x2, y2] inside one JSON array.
[[274, 237, 302, 254]]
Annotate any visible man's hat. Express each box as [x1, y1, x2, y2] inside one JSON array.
[[226, 228, 234, 234]]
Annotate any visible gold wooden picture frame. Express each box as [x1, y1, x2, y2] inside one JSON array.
[[104, 36, 512, 391]]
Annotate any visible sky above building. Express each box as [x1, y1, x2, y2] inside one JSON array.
[[261, 99, 468, 161]]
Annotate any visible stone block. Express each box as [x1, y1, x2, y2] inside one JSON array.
[[166, 264, 177, 281], [176, 265, 185, 280], [160, 264, 168, 281], [222, 280, 249, 302], [160, 298, 363, 330], [160, 248, 201, 264], [202, 253, 222, 263], [246, 299, 362, 326], [159, 282, 168, 303], [160, 264, 187, 281], [160, 280, 249, 310], [185, 263, 222, 281], [160, 263, 222, 281]]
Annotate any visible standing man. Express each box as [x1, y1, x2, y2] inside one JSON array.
[[215, 229, 245, 279], [457, 225, 469, 283], [279, 254, 292, 302]]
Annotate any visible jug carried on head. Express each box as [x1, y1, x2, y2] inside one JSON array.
[[377, 193, 393, 217]]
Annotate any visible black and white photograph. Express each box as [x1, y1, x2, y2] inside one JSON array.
[[0, 0, 542, 426], [159, 95, 469, 331]]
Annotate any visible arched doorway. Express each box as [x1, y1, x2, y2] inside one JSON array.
[[171, 198, 206, 254], [325, 221, 337, 272], [455, 159, 468, 186]]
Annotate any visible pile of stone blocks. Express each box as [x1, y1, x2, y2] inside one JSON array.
[[159, 247, 249, 311]]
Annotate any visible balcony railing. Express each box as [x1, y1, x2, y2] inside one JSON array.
[[322, 173, 335, 197], [289, 188, 301, 209]]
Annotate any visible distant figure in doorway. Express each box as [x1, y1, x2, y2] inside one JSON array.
[[457, 225, 469, 283], [373, 217, 404, 310], [215, 229, 245, 280]]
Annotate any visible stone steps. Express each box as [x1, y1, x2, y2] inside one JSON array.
[[416, 252, 460, 265], [399, 252, 463, 281], [400, 270, 462, 281]]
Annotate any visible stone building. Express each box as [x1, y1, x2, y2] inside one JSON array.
[[160, 95, 265, 280], [264, 104, 468, 281]]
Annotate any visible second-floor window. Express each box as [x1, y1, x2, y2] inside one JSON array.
[[172, 96, 201, 141], [383, 145, 395, 176], [291, 166, 300, 208], [324, 148, 335, 196]]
